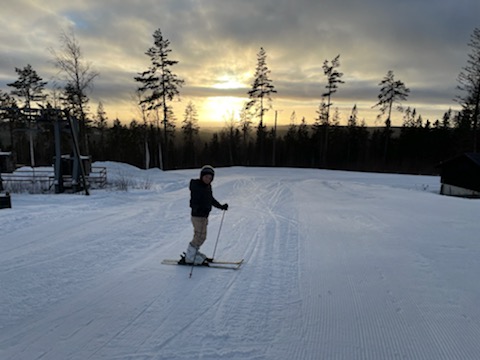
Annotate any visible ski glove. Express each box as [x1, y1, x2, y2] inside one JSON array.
[[221, 203, 229, 211]]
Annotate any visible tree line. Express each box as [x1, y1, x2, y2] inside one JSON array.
[[0, 102, 474, 175], [1, 27, 479, 175]]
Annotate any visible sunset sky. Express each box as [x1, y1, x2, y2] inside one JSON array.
[[1, 0, 479, 127]]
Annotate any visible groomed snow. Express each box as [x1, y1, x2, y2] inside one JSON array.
[[1, 163, 480, 359]]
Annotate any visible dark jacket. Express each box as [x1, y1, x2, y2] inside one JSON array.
[[189, 179, 222, 217]]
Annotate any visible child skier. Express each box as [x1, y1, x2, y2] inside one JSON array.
[[183, 165, 228, 264]]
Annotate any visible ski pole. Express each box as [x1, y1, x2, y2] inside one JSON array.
[[189, 246, 199, 278], [211, 210, 226, 260]]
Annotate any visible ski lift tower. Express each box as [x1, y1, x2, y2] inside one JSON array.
[[0, 106, 90, 195], [41, 108, 90, 195]]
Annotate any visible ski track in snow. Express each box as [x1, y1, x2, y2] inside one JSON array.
[[1, 165, 480, 359]]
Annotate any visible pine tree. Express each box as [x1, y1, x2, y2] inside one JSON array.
[[347, 105, 368, 168], [0, 90, 18, 150], [313, 99, 329, 167], [284, 111, 298, 165], [135, 28, 184, 169], [7, 64, 47, 109], [255, 120, 267, 165], [7, 64, 47, 168], [315, 55, 344, 167], [374, 70, 410, 123], [246, 47, 277, 127], [346, 104, 359, 163], [94, 102, 108, 160], [181, 101, 200, 167], [373, 70, 410, 163], [238, 103, 253, 165], [222, 114, 241, 166], [456, 27, 480, 152], [297, 117, 310, 166], [322, 55, 344, 126]]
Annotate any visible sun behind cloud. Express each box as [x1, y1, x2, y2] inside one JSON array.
[[194, 74, 249, 123], [201, 96, 246, 124], [211, 75, 245, 90]]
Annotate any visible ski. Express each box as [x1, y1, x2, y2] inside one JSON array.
[[208, 259, 244, 265], [161, 259, 244, 270]]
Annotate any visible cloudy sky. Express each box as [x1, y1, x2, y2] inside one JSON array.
[[1, 0, 478, 126]]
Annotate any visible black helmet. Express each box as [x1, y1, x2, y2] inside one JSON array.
[[200, 165, 215, 179]]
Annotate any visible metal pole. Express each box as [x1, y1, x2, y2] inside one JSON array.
[[68, 113, 90, 195], [272, 110, 277, 166], [54, 115, 63, 193], [189, 247, 199, 279], [211, 210, 226, 260]]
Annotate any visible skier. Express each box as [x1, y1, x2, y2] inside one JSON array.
[[183, 165, 228, 264]]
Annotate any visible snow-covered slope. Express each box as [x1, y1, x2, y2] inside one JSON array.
[[1, 164, 480, 359]]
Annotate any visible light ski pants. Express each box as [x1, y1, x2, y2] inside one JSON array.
[[190, 216, 208, 248]]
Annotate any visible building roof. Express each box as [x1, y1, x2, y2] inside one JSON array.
[[438, 152, 480, 168]]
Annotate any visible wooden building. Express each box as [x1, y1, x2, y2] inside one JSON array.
[[438, 153, 480, 198]]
